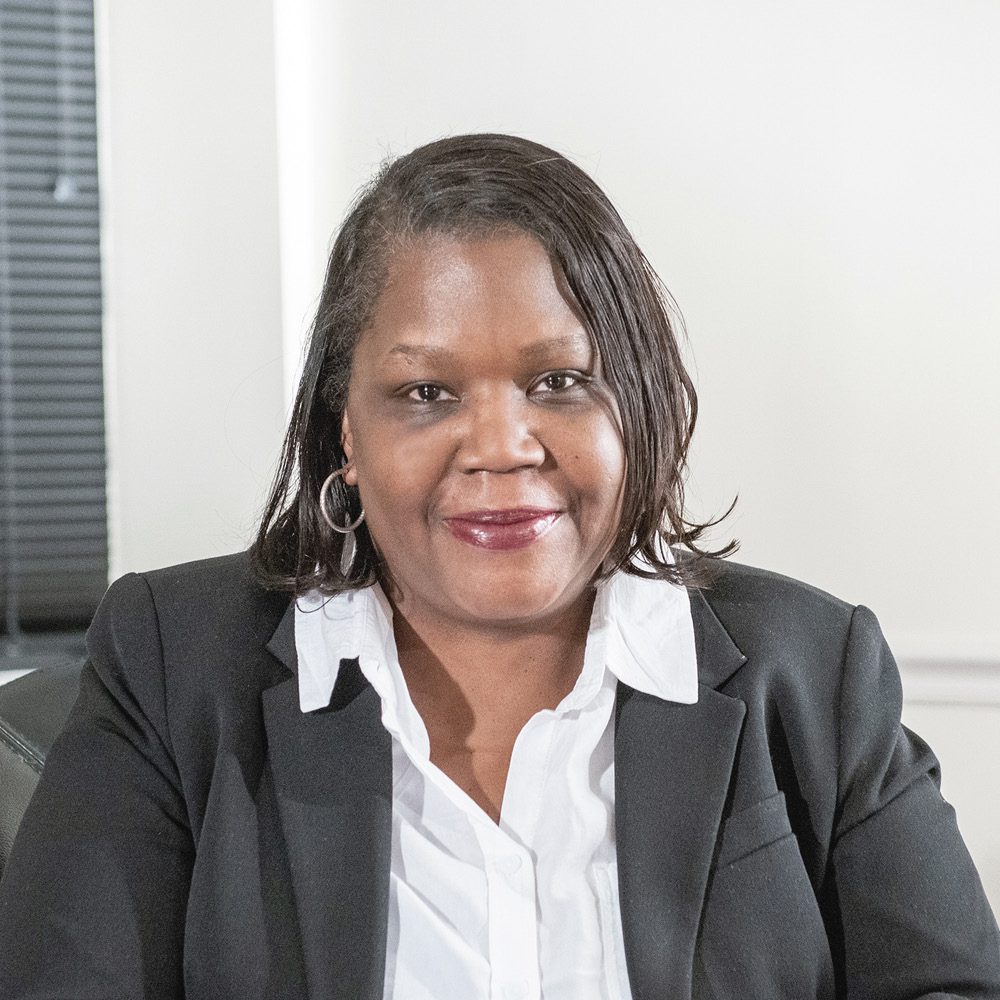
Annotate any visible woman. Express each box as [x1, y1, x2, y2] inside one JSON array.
[[0, 134, 997, 999]]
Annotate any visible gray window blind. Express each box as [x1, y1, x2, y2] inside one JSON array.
[[0, 0, 107, 636]]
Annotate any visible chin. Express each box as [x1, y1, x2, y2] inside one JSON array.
[[446, 574, 589, 629]]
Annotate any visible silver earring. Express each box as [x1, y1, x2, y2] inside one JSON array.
[[319, 467, 365, 576]]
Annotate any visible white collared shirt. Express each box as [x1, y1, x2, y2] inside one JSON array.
[[294, 570, 699, 1000]]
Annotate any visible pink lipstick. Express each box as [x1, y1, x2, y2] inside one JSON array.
[[444, 508, 560, 550]]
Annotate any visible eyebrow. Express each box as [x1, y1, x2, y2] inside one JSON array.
[[387, 334, 591, 364]]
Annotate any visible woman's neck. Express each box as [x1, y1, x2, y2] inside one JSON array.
[[388, 592, 596, 820]]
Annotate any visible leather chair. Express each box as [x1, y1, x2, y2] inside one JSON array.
[[0, 662, 83, 879]]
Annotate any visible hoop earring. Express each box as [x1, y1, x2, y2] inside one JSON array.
[[319, 467, 366, 576]]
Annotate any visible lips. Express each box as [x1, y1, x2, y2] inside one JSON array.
[[443, 508, 561, 550]]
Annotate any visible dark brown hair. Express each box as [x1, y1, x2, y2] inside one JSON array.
[[251, 133, 736, 593]]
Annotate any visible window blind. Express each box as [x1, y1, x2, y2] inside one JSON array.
[[0, 0, 107, 636]]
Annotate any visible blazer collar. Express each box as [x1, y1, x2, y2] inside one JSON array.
[[264, 598, 392, 1000], [266, 596, 296, 674], [262, 583, 748, 1000], [688, 583, 747, 687]]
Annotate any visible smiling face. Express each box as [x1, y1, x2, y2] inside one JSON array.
[[340, 230, 626, 633]]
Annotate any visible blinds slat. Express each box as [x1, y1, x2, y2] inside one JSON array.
[[1, 90, 96, 111], [1, 598, 105, 619], [6, 415, 105, 432], [0, 27, 95, 50], [4, 314, 101, 331], [6, 205, 99, 226], [4, 578, 108, 593], [0, 61, 94, 85], [9, 365, 104, 382], [8, 259, 100, 278], [0, 0, 92, 13], [0, 44, 96, 69], [3, 415, 104, 432], [1, 518, 106, 539], [0, 501, 105, 521], [3, 169, 99, 191], [4, 294, 101, 312], [0, 120, 97, 142], [8, 398, 104, 421], [3, 188, 99, 207], [2, 564, 104, 582], [2, 134, 96, 156], [7, 281, 101, 299], [3, 151, 96, 171], [9, 331, 101, 348], [4, 456, 104, 474], [2, 538, 107, 565], [0, 10, 93, 32], [0, 559, 107, 593], [1, 484, 107, 504], [5, 243, 101, 262], [6, 417, 104, 435], [1, 590, 106, 611], [2, 465, 105, 485], [10, 383, 104, 401], [6, 248, 98, 269], [0, 0, 93, 16], [1, 100, 97, 123], [7, 433, 105, 452], [3, 586, 108, 607]]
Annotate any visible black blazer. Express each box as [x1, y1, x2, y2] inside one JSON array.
[[0, 553, 997, 999]]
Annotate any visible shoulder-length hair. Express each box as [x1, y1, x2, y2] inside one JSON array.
[[251, 133, 736, 594]]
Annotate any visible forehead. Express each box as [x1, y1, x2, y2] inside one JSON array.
[[355, 231, 593, 365]]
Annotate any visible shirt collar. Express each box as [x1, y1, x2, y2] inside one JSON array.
[[294, 568, 699, 715]]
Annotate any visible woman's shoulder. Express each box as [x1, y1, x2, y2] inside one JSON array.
[[698, 557, 854, 618], [100, 550, 289, 635], [694, 556, 868, 676], [91, 550, 292, 694]]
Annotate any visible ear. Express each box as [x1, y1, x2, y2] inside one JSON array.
[[340, 409, 358, 486]]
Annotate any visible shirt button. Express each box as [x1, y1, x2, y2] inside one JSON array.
[[494, 853, 523, 876], [501, 982, 529, 1000]]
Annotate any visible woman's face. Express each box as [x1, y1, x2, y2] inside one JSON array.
[[341, 231, 626, 632]]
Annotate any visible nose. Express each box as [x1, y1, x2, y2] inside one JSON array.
[[456, 388, 546, 474]]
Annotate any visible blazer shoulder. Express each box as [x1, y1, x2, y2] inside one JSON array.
[[140, 549, 259, 597], [696, 558, 857, 671], [92, 552, 292, 698], [135, 550, 289, 643]]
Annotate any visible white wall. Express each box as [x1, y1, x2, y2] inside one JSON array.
[[275, 0, 1000, 667], [96, 0, 287, 577], [273, 0, 1000, 902]]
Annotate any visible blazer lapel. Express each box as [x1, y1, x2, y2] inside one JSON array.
[[615, 586, 748, 1000], [263, 601, 392, 1000]]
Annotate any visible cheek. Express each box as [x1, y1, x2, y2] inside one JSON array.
[[590, 419, 627, 496], [565, 417, 627, 528], [352, 430, 442, 539]]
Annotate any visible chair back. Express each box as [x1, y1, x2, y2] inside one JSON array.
[[0, 662, 82, 879]]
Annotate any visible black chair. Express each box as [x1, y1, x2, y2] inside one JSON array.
[[0, 662, 83, 879]]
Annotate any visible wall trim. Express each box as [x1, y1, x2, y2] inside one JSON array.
[[899, 658, 1000, 708]]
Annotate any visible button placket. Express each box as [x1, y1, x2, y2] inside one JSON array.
[[493, 852, 523, 877], [501, 980, 530, 1000], [482, 826, 539, 1000]]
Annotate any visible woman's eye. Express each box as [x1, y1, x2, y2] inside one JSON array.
[[532, 371, 584, 393], [406, 383, 451, 402]]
